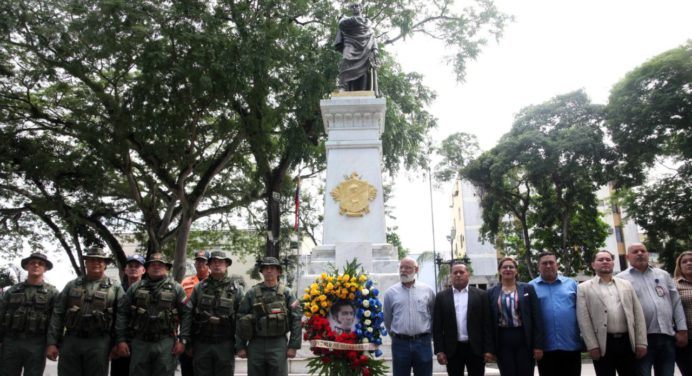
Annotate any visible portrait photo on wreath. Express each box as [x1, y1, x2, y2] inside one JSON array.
[[329, 300, 357, 334]]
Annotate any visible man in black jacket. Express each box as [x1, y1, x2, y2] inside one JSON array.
[[433, 263, 493, 376]]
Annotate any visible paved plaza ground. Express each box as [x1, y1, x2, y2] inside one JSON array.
[[42, 359, 683, 376]]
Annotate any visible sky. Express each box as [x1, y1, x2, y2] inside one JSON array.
[[388, 0, 692, 259]]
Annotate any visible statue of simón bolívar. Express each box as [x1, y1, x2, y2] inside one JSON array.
[[334, 3, 379, 94]]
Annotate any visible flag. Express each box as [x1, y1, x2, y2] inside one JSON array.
[[294, 178, 300, 231]]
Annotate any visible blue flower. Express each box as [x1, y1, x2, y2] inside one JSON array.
[[372, 288, 379, 296], [375, 349, 383, 357]]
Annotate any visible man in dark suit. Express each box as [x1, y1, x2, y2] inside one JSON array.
[[433, 263, 493, 376]]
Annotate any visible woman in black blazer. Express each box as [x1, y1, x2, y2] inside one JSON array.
[[487, 257, 544, 376]]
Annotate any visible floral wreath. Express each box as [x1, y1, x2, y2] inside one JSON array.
[[302, 259, 388, 376]]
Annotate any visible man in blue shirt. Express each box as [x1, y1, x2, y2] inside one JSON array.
[[529, 252, 582, 376]]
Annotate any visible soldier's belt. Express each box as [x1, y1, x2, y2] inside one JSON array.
[[133, 333, 174, 342], [65, 330, 110, 339]]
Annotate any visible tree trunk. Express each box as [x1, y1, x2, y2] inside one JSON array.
[[173, 214, 193, 282], [520, 216, 535, 279], [265, 190, 280, 258]]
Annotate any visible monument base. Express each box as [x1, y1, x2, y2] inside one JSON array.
[[298, 242, 400, 296]]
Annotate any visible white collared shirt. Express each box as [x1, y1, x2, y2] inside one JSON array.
[[453, 286, 469, 341]]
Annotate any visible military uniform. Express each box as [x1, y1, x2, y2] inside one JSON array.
[[186, 274, 243, 376], [48, 275, 124, 376], [236, 276, 301, 376], [115, 253, 190, 376], [0, 280, 58, 376]]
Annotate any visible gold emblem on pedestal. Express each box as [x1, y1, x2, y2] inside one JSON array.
[[330, 172, 377, 217]]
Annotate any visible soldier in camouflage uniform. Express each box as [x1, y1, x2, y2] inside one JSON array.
[[115, 252, 190, 376], [183, 251, 243, 376], [0, 253, 58, 376], [46, 247, 125, 376], [236, 257, 301, 376]]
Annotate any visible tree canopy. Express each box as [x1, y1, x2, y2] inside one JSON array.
[[606, 41, 692, 270], [463, 91, 612, 277], [0, 0, 510, 279]]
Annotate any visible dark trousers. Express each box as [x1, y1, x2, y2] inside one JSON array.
[[676, 339, 692, 376], [636, 334, 675, 376], [593, 334, 636, 376], [445, 341, 485, 376], [179, 352, 194, 376], [391, 334, 433, 376], [496, 327, 535, 376], [110, 356, 130, 376], [537, 350, 582, 376]]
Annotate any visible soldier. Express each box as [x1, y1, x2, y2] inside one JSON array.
[[115, 252, 190, 376], [110, 254, 146, 376], [236, 257, 301, 376], [180, 250, 210, 376], [183, 251, 243, 376], [46, 247, 125, 376], [0, 253, 58, 376]]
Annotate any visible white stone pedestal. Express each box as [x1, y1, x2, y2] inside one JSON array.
[[299, 93, 399, 294]]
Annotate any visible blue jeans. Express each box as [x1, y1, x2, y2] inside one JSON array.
[[391, 334, 433, 376], [636, 334, 676, 376]]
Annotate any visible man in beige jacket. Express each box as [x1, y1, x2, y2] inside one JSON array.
[[577, 250, 647, 376]]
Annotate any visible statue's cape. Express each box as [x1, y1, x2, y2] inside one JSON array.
[[335, 16, 376, 83]]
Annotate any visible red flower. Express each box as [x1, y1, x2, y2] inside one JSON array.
[[363, 367, 371, 376]]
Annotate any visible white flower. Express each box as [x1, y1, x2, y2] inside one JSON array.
[[364, 319, 371, 326], [364, 310, 371, 318], [361, 288, 370, 296], [362, 338, 369, 343], [362, 300, 370, 308], [367, 327, 373, 333]]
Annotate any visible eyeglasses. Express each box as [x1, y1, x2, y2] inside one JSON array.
[[501, 265, 516, 270]]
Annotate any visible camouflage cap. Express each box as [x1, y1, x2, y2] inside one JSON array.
[[193, 250, 210, 261], [208, 250, 232, 266], [259, 256, 282, 271], [83, 247, 112, 263], [144, 252, 173, 269], [21, 252, 54, 271]]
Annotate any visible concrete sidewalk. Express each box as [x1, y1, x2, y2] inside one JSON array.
[[43, 359, 683, 375]]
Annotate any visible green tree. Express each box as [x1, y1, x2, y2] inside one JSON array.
[[434, 132, 480, 183], [606, 41, 692, 269], [463, 146, 536, 276], [463, 91, 613, 277], [0, 0, 510, 278], [509, 91, 612, 275]]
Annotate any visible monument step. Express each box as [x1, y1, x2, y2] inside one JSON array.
[[307, 260, 399, 274], [232, 357, 502, 375]]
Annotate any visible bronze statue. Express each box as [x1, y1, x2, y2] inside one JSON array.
[[334, 3, 378, 94]]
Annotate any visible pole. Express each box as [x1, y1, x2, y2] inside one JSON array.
[[429, 166, 438, 291]]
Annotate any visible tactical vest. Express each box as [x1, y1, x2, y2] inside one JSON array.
[[1, 283, 54, 336], [64, 277, 116, 337], [192, 279, 237, 342], [252, 284, 289, 337], [128, 278, 178, 341]]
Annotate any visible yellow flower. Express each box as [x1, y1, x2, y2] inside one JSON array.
[[321, 273, 328, 280], [321, 301, 329, 308], [305, 312, 312, 318], [359, 275, 367, 282], [302, 294, 310, 301], [343, 274, 350, 281], [325, 282, 334, 292], [310, 283, 318, 290], [349, 293, 355, 300], [310, 305, 319, 313], [319, 294, 327, 301]]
